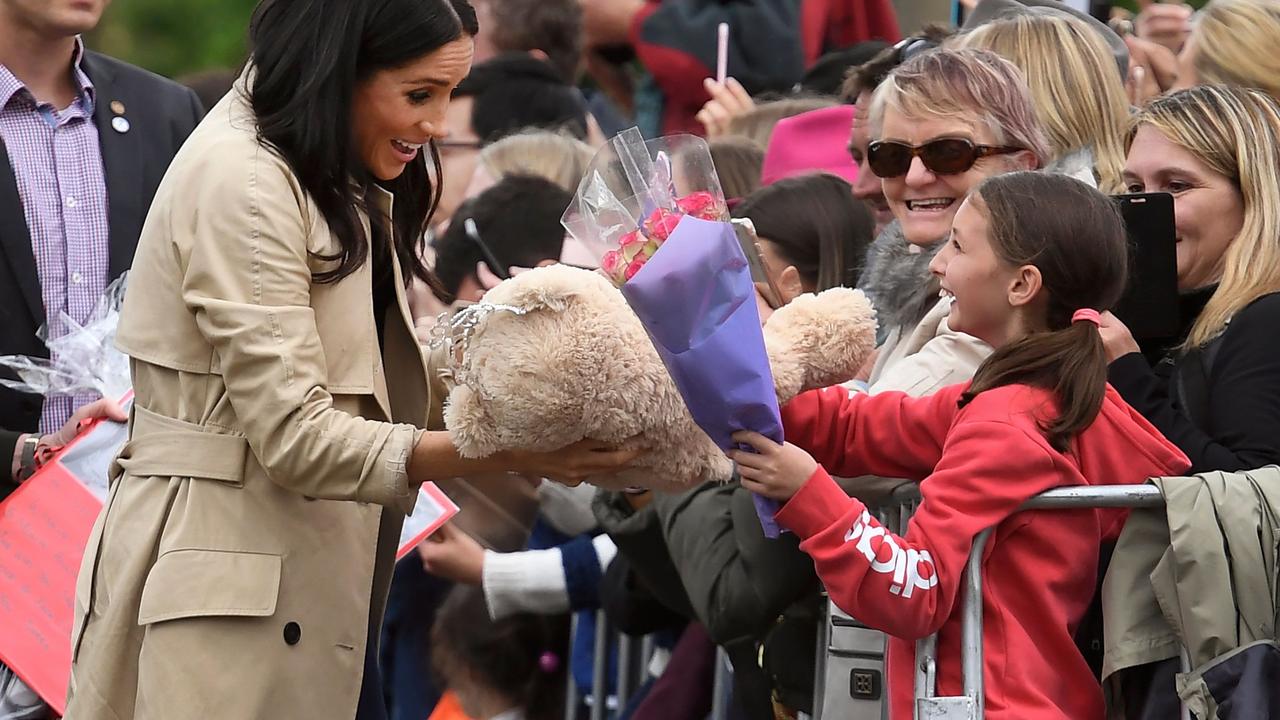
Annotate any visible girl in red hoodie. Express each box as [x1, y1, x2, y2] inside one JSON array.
[[731, 172, 1190, 720]]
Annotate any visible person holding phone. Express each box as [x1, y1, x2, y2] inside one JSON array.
[[1101, 85, 1280, 475]]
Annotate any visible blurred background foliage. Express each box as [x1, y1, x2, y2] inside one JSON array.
[[87, 0, 257, 80], [84, 0, 1206, 81]]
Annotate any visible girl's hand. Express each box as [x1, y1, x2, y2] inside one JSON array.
[[1098, 311, 1141, 363], [729, 430, 818, 502], [417, 522, 485, 585]]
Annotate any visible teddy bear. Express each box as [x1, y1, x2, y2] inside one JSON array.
[[434, 264, 877, 491]]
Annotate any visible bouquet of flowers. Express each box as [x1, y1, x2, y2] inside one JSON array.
[[563, 128, 787, 535]]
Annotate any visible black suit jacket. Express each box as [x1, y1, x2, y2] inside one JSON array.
[[0, 50, 203, 436]]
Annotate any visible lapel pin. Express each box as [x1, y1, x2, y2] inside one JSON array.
[[109, 100, 126, 115], [111, 116, 131, 134]]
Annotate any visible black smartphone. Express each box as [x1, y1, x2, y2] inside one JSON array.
[[1112, 192, 1180, 341]]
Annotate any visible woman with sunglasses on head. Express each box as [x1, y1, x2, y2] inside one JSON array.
[[857, 47, 1050, 398]]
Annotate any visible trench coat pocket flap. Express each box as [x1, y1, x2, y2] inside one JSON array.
[[138, 549, 282, 625]]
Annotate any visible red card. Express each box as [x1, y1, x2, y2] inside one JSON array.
[[0, 406, 129, 716], [0, 396, 456, 714]]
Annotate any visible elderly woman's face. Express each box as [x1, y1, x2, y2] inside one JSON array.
[[878, 105, 1030, 246], [351, 36, 474, 181], [1124, 124, 1244, 291]]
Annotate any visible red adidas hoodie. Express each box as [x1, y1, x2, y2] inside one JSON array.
[[775, 382, 1189, 720]]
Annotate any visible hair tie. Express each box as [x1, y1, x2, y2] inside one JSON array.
[[1071, 308, 1102, 327], [538, 651, 560, 674]]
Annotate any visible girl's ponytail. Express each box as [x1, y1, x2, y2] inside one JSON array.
[[957, 173, 1128, 452]]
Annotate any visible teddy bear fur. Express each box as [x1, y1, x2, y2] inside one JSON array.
[[440, 264, 877, 491]]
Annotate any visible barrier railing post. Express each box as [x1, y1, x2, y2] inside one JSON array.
[[961, 530, 992, 717], [710, 648, 731, 720], [590, 609, 609, 720], [616, 634, 635, 710], [565, 613, 580, 720]]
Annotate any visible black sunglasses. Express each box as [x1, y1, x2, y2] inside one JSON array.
[[867, 138, 1024, 178]]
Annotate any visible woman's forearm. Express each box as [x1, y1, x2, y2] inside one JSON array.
[[408, 430, 517, 482]]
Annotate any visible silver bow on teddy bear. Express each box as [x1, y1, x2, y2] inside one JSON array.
[[430, 265, 877, 491]]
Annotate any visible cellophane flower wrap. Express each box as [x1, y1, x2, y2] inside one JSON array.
[[562, 127, 786, 537]]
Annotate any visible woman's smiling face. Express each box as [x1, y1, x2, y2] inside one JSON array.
[[1124, 124, 1244, 291], [878, 106, 1029, 247]]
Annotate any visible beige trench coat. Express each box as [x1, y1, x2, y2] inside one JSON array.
[[64, 86, 444, 719]]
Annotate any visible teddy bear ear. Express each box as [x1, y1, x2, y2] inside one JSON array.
[[443, 385, 500, 458], [764, 288, 879, 398]]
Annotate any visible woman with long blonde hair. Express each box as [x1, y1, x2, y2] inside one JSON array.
[[1102, 84, 1280, 474], [956, 10, 1130, 193], [1174, 0, 1280, 101]]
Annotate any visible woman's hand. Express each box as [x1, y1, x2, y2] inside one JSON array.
[[506, 438, 642, 487], [696, 78, 755, 139], [1134, 0, 1193, 55], [417, 522, 485, 585], [1124, 35, 1179, 106], [1098, 311, 1142, 363], [729, 430, 817, 502], [412, 433, 640, 486]]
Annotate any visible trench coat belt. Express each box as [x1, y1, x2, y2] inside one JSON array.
[[111, 405, 250, 483]]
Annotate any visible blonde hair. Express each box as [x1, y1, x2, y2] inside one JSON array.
[[725, 97, 837, 148], [868, 48, 1052, 168], [478, 130, 595, 192], [707, 136, 765, 200], [957, 12, 1130, 193], [1190, 0, 1280, 101], [1131, 86, 1280, 348]]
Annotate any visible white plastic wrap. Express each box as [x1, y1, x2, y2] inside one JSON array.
[[0, 273, 130, 401]]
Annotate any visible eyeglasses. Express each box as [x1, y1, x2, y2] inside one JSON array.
[[866, 138, 1024, 178]]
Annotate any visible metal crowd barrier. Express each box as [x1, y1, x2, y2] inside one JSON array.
[[911, 484, 1190, 720], [572, 484, 1185, 720]]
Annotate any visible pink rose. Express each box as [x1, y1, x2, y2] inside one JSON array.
[[675, 191, 725, 221], [619, 230, 648, 261], [643, 208, 683, 242], [601, 249, 627, 284], [623, 254, 650, 281]]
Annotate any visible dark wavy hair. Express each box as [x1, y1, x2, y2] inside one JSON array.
[[733, 173, 874, 290], [247, 0, 478, 284], [959, 172, 1128, 452]]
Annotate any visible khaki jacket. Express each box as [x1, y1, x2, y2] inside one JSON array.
[[65, 86, 441, 719], [1101, 467, 1280, 716]]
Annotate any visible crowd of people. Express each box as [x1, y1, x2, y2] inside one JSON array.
[[3, 0, 1280, 719]]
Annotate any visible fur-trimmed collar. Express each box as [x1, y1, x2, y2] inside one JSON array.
[[857, 220, 944, 343]]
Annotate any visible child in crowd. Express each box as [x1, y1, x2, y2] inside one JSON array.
[[730, 172, 1191, 719], [431, 586, 569, 720]]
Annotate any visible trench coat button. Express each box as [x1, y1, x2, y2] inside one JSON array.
[[283, 622, 302, 646]]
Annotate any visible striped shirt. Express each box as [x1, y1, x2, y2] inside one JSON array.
[[0, 38, 110, 433]]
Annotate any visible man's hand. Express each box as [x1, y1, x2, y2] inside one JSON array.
[[44, 397, 128, 448], [417, 522, 486, 585]]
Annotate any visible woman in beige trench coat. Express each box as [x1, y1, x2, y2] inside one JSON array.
[[63, 1, 634, 718]]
